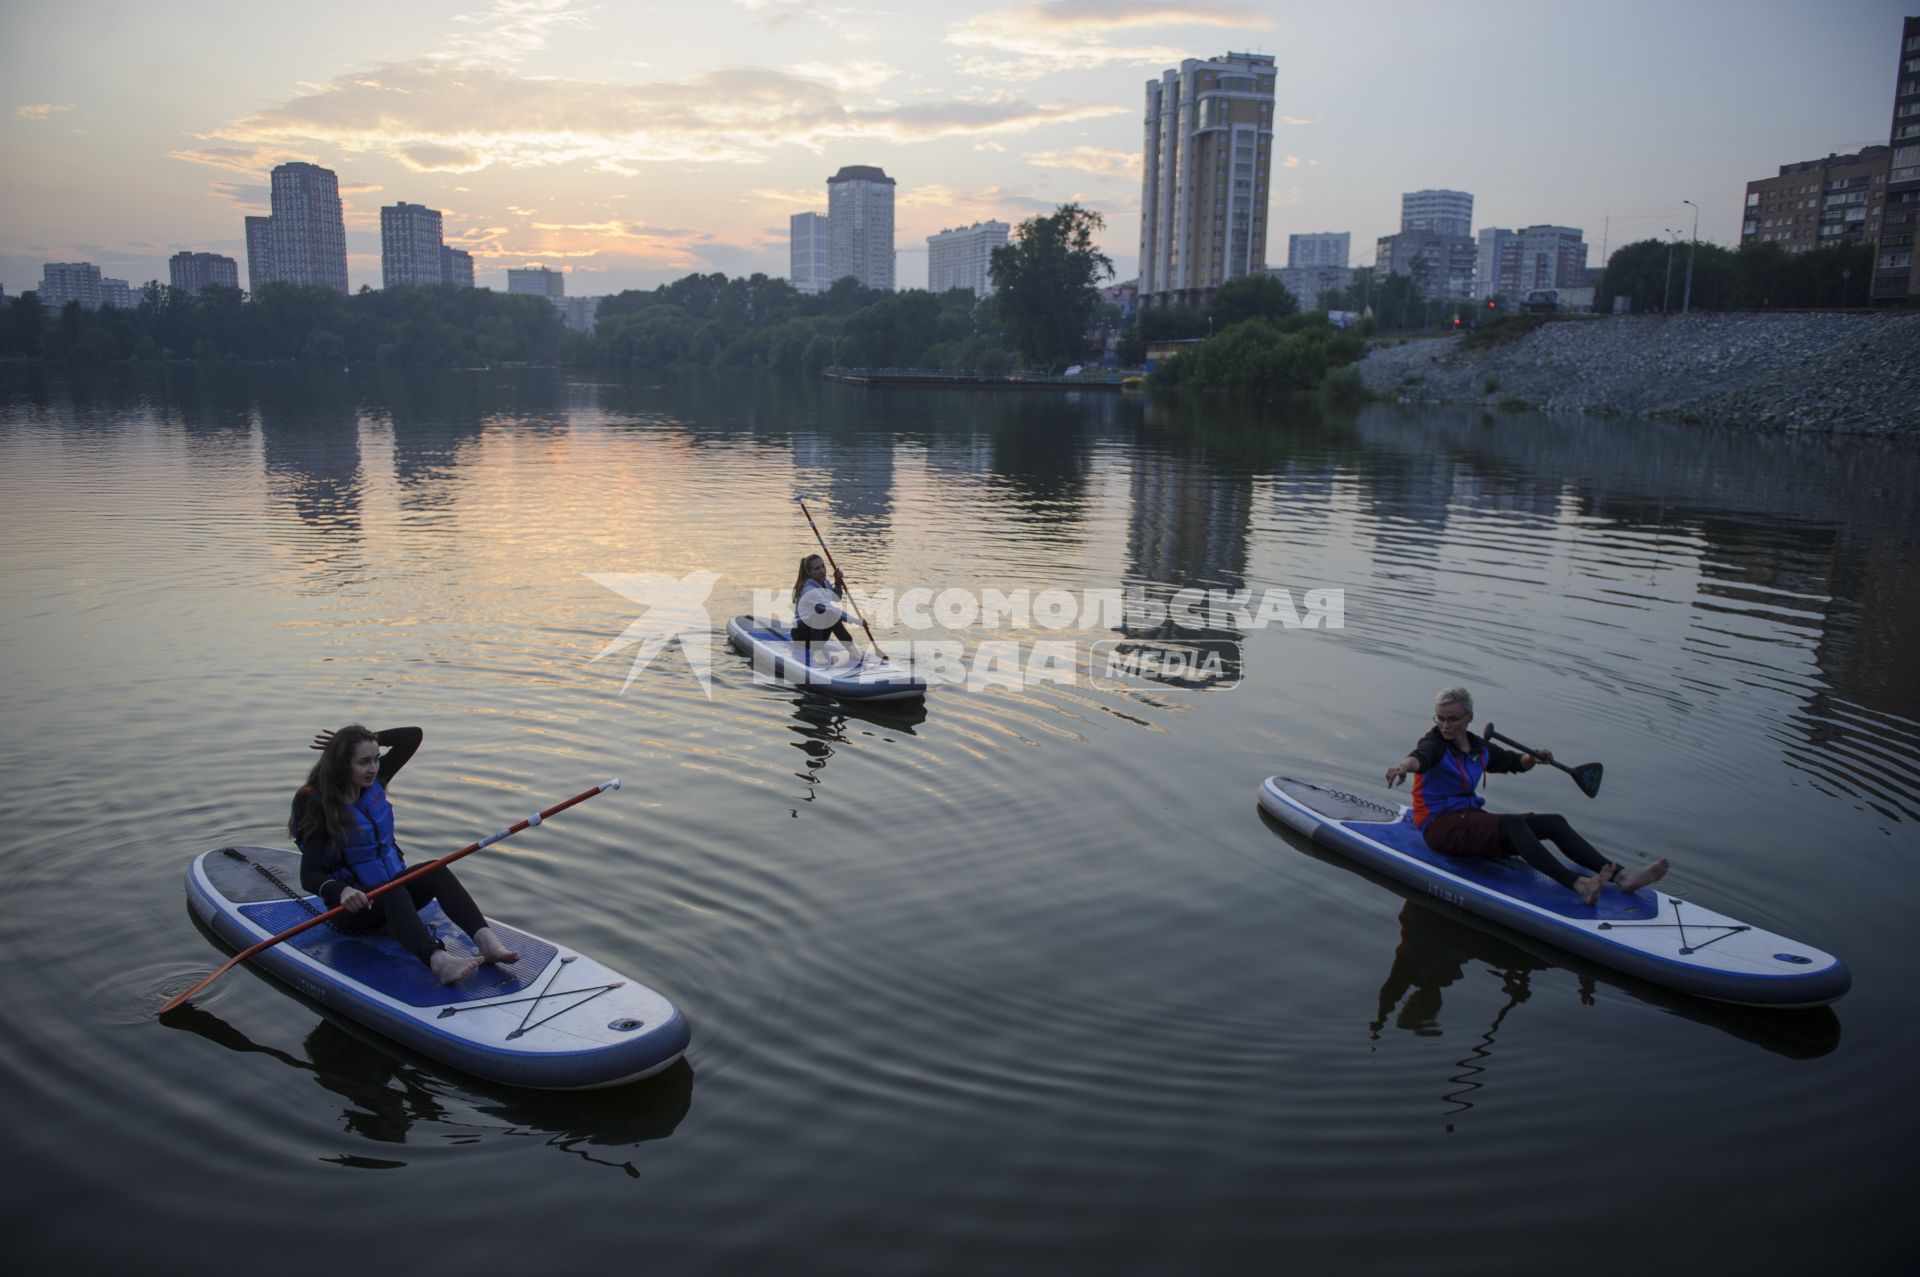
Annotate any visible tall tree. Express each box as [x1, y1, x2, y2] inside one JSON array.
[[1209, 274, 1299, 329], [989, 203, 1114, 367]]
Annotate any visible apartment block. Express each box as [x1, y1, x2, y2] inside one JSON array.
[[1287, 232, 1350, 268], [1477, 225, 1589, 299], [1376, 231, 1478, 301], [247, 162, 349, 293], [1269, 264, 1353, 307], [1872, 16, 1920, 304], [169, 251, 239, 295], [440, 246, 475, 288], [790, 212, 831, 294], [508, 265, 566, 299], [827, 166, 895, 291], [381, 202, 446, 289], [927, 220, 1009, 297], [1742, 148, 1889, 255], [39, 261, 103, 308], [1138, 51, 1277, 310], [1401, 190, 1474, 238]]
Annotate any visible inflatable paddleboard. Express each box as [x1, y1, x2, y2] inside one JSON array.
[[186, 846, 691, 1089], [1257, 777, 1849, 1008], [727, 615, 926, 701]]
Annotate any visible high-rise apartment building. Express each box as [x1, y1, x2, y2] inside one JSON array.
[[1872, 16, 1920, 304], [1401, 190, 1474, 238], [827, 166, 895, 291], [1138, 51, 1277, 310], [246, 162, 349, 294], [1742, 149, 1889, 256], [244, 216, 275, 293], [440, 246, 475, 288], [1378, 188, 1477, 301], [790, 212, 831, 294], [508, 265, 565, 298], [1476, 225, 1588, 299], [169, 251, 239, 295], [381, 202, 446, 288], [39, 261, 103, 308], [927, 221, 1009, 297], [1288, 233, 1349, 268], [102, 278, 133, 310]]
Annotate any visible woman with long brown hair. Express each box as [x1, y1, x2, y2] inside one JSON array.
[[290, 725, 518, 984]]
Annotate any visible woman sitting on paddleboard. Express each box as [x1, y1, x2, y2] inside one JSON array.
[[1384, 688, 1668, 906], [791, 553, 857, 664], [291, 726, 518, 985]]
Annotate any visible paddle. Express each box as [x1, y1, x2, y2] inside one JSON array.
[[158, 779, 622, 1016], [795, 494, 888, 661], [1483, 724, 1603, 799]]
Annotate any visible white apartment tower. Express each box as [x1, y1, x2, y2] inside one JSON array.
[[1138, 51, 1277, 309], [826, 165, 896, 291], [381, 202, 446, 289], [927, 221, 1009, 296], [40, 261, 103, 309], [1401, 189, 1474, 238], [790, 212, 831, 294], [508, 265, 566, 299], [248, 162, 349, 294], [1288, 232, 1350, 268]]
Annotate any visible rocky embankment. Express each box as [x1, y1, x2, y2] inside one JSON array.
[[1354, 312, 1920, 436]]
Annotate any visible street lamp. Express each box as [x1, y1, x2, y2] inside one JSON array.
[[1681, 199, 1700, 314]]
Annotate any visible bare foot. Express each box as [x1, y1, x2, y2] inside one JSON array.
[[430, 948, 480, 985], [474, 927, 519, 966], [1615, 858, 1670, 893], [1573, 863, 1616, 906]]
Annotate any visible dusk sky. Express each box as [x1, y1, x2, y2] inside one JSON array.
[[2, 0, 1911, 297]]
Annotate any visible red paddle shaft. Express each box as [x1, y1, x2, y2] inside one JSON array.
[[158, 779, 621, 1015]]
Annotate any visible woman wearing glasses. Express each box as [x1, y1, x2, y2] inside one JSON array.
[[1385, 687, 1667, 905]]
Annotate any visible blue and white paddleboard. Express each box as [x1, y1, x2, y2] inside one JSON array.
[[1257, 776, 1849, 1009], [186, 846, 691, 1089], [727, 615, 926, 701]]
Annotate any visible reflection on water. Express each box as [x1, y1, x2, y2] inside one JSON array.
[[2, 364, 1910, 1272]]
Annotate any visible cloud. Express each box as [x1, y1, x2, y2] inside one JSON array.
[[946, 1, 1269, 79], [210, 182, 271, 212], [443, 0, 591, 65], [182, 59, 1124, 173], [787, 59, 901, 92], [15, 103, 75, 120], [1026, 145, 1140, 179], [1281, 115, 1316, 126]]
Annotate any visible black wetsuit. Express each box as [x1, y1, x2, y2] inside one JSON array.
[[292, 727, 489, 963]]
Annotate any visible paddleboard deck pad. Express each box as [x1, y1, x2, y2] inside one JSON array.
[[186, 846, 691, 1089], [727, 615, 926, 701], [1258, 776, 1848, 1008]]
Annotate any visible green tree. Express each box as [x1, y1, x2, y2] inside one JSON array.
[[988, 203, 1114, 368], [1209, 274, 1298, 330]]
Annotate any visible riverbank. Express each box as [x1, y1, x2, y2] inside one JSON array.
[[1354, 311, 1920, 436]]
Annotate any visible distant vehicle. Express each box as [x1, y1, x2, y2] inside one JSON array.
[[1522, 289, 1561, 314]]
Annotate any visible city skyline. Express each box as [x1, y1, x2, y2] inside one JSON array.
[[2, 1, 1911, 297]]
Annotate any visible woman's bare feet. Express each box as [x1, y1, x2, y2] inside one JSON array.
[[1615, 858, 1670, 893], [430, 948, 480, 985], [474, 927, 519, 966], [1573, 863, 1617, 906]]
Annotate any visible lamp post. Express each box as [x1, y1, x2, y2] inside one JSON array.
[[1681, 199, 1700, 314], [1662, 229, 1678, 314]]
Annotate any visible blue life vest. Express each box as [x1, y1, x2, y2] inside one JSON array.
[[1410, 738, 1489, 830], [330, 782, 407, 887]]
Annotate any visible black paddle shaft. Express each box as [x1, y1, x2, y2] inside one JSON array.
[[1484, 724, 1604, 798]]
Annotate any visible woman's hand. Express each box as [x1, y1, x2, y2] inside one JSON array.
[[1523, 748, 1553, 769], [833, 568, 847, 593], [1385, 763, 1411, 788], [310, 730, 335, 751], [339, 886, 371, 913]]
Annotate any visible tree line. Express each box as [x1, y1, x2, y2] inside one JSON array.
[[1, 204, 1120, 374]]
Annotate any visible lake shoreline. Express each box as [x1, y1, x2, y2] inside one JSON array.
[[1354, 311, 1920, 437]]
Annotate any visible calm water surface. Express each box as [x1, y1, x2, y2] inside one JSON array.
[[3, 365, 1915, 1273]]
